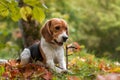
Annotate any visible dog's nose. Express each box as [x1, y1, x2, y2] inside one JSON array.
[[62, 36, 68, 42]]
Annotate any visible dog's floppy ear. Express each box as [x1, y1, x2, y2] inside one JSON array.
[[41, 20, 53, 42]]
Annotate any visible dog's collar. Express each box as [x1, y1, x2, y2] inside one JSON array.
[[48, 40, 63, 46]]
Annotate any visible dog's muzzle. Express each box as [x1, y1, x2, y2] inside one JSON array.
[[62, 36, 68, 42]]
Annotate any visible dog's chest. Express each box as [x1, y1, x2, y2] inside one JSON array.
[[41, 37, 64, 59], [52, 47, 62, 57], [42, 44, 63, 58]]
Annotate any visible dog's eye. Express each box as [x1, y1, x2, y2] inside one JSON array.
[[55, 26, 60, 30]]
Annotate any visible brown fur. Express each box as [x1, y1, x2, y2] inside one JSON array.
[[41, 18, 68, 43]]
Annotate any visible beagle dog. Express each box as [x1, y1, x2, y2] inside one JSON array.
[[20, 18, 68, 73]]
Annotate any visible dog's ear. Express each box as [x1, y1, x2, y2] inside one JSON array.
[[41, 20, 53, 42]]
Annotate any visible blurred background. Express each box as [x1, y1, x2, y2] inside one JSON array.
[[0, 0, 120, 61]]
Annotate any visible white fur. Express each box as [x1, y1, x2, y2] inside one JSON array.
[[41, 37, 67, 73], [20, 37, 67, 73], [57, 31, 68, 42], [20, 48, 31, 65]]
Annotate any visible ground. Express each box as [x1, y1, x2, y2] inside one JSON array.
[[0, 44, 120, 80]]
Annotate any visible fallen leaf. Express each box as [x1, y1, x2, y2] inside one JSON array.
[[42, 71, 52, 80], [23, 69, 34, 78], [67, 76, 81, 80], [108, 67, 120, 73], [2, 72, 9, 78], [96, 73, 120, 80], [98, 61, 111, 72], [7, 60, 18, 67], [0, 60, 52, 79], [67, 42, 81, 55], [10, 69, 20, 79]]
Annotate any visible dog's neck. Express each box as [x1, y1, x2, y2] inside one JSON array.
[[41, 37, 63, 48]]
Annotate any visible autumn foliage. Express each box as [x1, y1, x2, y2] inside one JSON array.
[[0, 60, 52, 79], [0, 42, 120, 80]]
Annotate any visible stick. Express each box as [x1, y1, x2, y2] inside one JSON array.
[[65, 45, 77, 69], [66, 45, 68, 69]]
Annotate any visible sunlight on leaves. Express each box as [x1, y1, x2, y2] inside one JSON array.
[[108, 67, 120, 73], [68, 57, 86, 68], [20, 6, 32, 21], [24, 0, 41, 7], [33, 7, 45, 23], [0, 2, 9, 17]]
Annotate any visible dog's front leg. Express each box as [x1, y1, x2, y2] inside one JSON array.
[[59, 58, 67, 71], [57, 48, 67, 72], [46, 60, 63, 73], [20, 48, 31, 65]]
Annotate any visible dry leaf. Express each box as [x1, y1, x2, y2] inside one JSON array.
[[98, 61, 111, 72], [2, 72, 9, 78], [0, 60, 52, 79], [23, 69, 34, 78], [67, 76, 81, 80], [96, 73, 120, 80], [42, 71, 52, 80], [108, 67, 120, 73], [67, 42, 81, 55], [10, 69, 20, 78], [7, 60, 18, 67]]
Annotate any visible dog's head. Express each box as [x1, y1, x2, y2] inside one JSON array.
[[41, 18, 68, 46]]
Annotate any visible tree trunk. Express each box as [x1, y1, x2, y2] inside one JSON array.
[[18, 0, 41, 48]]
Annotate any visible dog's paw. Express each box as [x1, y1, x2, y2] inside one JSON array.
[[61, 70, 68, 74], [67, 70, 73, 74], [61, 70, 73, 74]]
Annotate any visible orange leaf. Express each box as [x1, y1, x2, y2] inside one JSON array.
[[10, 69, 20, 78], [2, 72, 9, 78], [42, 71, 52, 80], [7, 60, 18, 67], [67, 42, 81, 53], [108, 67, 120, 73], [23, 69, 34, 78], [98, 61, 111, 72], [67, 76, 81, 80]]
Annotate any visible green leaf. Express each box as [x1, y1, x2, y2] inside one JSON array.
[[10, 8, 21, 21], [9, 1, 21, 21], [22, 0, 48, 9], [20, 6, 32, 21], [0, 66, 5, 76], [24, 0, 41, 6], [0, 9, 9, 17], [0, 0, 21, 21], [33, 7, 45, 23], [0, 1, 9, 17]]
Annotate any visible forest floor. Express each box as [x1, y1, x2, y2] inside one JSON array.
[[0, 44, 120, 80]]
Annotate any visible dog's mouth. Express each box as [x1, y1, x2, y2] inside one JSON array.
[[54, 39, 63, 46]]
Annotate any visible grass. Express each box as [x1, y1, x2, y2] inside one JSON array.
[[0, 49, 19, 59], [52, 49, 120, 80], [0, 49, 120, 80]]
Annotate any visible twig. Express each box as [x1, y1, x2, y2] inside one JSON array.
[[66, 45, 77, 69], [66, 45, 68, 69]]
